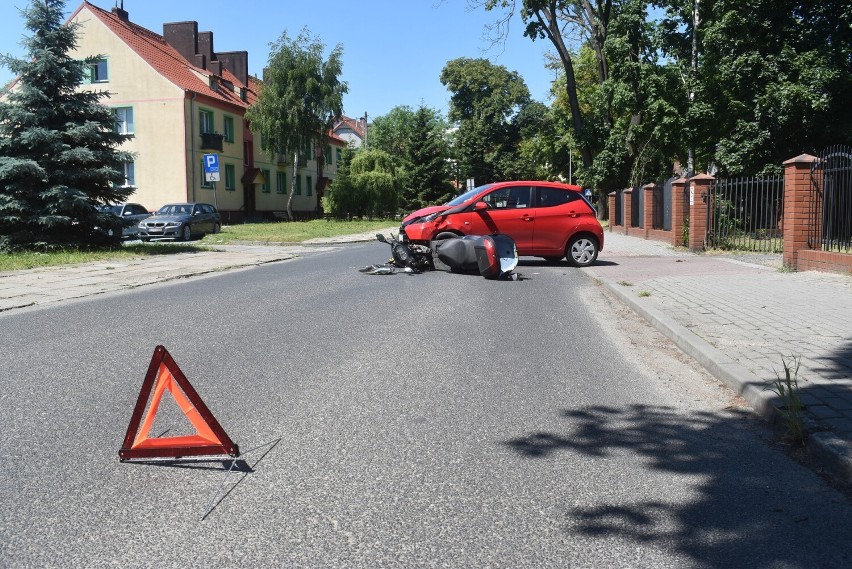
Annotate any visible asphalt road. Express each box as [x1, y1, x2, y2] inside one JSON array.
[[1, 242, 850, 568]]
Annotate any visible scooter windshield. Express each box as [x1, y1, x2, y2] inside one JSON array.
[[492, 234, 519, 275]]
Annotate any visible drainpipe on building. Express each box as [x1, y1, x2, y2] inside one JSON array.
[[189, 92, 196, 202]]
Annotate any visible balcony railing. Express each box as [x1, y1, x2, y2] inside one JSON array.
[[200, 132, 224, 152]]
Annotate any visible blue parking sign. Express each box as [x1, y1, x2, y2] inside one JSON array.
[[203, 153, 220, 182]]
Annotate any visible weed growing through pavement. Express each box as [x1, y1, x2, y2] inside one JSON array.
[[617, 280, 633, 286], [765, 355, 806, 446], [638, 290, 651, 297]]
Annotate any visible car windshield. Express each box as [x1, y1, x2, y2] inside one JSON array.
[[445, 184, 494, 206], [157, 204, 191, 215], [98, 205, 122, 215]]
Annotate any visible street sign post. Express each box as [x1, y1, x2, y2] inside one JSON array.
[[203, 153, 220, 182]]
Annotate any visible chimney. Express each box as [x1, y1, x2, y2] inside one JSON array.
[[111, 6, 129, 22], [218, 51, 249, 87], [163, 21, 199, 64], [197, 32, 215, 69]]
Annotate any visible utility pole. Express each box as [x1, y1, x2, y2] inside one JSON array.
[[362, 112, 368, 150]]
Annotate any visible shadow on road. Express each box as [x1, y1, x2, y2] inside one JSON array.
[[504, 404, 852, 568]]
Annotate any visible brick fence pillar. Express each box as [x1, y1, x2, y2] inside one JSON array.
[[623, 188, 633, 235], [607, 191, 616, 231], [782, 154, 819, 269], [688, 174, 714, 252], [642, 183, 655, 238], [671, 177, 687, 247]]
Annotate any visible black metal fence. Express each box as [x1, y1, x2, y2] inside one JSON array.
[[810, 145, 852, 253], [706, 175, 784, 252]]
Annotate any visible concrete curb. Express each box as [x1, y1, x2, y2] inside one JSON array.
[[584, 269, 852, 487]]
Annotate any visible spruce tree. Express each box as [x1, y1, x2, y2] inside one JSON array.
[[408, 105, 452, 209], [0, 0, 133, 251]]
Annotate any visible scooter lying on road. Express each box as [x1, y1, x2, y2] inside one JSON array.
[[360, 233, 519, 280]]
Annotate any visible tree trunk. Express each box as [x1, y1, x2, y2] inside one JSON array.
[[287, 151, 297, 220], [535, 7, 594, 168], [687, 0, 700, 177]]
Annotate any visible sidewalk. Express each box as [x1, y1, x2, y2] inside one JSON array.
[[1, 231, 850, 485], [583, 232, 852, 485], [0, 230, 394, 313]]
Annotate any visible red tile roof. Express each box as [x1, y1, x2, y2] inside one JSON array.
[[69, 2, 346, 145], [73, 1, 257, 109]]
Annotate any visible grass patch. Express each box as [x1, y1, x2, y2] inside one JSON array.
[[617, 280, 633, 287], [765, 355, 806, 446], [200, 219, 397, 244], [0, 243, 201, 272], [638, 290, 651, 297], [0, 220, 396, 271]]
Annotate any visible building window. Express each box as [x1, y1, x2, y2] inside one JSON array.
[[336, 148, 342, 164], [306, 175, 313, 197], [114, 107, 134, 135], [118, 161, 135, 187], [261, 169, 271, 193], [325, 145, 332, 165], [276, 171, 286, 194], [223, 116, 234, 143], [225, 164, 236, 191], [200, 159, 213, 188], [295, 175, 302, 195], [88, 58, 108, 83], [199, 109, 214, 134]]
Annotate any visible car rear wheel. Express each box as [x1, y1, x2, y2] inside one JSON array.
[[180, 225, 192, 242], [566, 235, 599, 267], [213, 222, 221, 234]]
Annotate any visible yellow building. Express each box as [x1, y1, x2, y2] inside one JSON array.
[[64, 1, 344, 222]]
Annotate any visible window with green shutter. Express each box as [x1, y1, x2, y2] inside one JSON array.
[[223, 116, 234, 143], [306, 175, 313, 197], [225, 164, 236, 191], [88, 59, 108, 83], [325, 145, 332, 165], [276, 171, 286, 194], [199, 109, 214, 134], [114, 107, 134, 134], [295, 175, 302, 195], [261, 169, 271, 193], [200, 159, 213, 189]]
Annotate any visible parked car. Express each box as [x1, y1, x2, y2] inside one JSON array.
[[399, 181, 604, 267], [138, 202, 221, 241], [97, 203, 151, 240]]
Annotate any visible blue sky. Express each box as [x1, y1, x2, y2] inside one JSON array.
[[0, 0, 559, 120]]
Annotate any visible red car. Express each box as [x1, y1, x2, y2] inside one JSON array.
[[399, 181, 604, 266]]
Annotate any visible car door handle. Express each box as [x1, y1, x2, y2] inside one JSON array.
[[568, 211, 579, 218], [521, 214, 533, 222]]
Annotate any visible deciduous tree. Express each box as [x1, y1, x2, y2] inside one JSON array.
[[246, 28, 347, 218], [440, 57, 530, 185]]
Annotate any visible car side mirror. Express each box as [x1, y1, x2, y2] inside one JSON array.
[[474, 201, 488, 211], [376, 234, 387, 243]]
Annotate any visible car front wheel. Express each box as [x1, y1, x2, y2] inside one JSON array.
[[434, 231, 459, 242], [213, 222, 221, 234], [180, 225, 192, 242], [566, 235, 599, 267]]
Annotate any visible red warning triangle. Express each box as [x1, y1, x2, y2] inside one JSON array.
[[119, 345, 239, 461]]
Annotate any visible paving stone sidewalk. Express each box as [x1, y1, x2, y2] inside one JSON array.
[[583, 232, 852, 485]]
